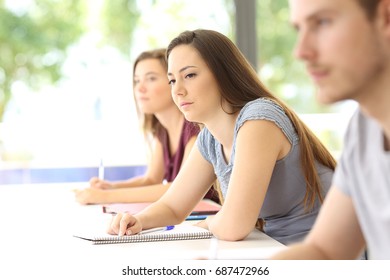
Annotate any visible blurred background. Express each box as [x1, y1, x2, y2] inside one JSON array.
[[0, 0, 356, 184]]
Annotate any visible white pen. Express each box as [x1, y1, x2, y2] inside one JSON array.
[[208, 237, 219, 259], [139, 225, 175, 235], [98, 158, 104, 180]]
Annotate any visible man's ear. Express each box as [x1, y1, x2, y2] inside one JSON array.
[[378, 0, 390, 36]]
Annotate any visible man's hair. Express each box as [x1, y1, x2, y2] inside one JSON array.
[[357, 0, 380, 19]]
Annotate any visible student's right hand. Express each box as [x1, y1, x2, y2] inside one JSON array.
[[89, 177, 112, 189], [107, 212, 142, 236]]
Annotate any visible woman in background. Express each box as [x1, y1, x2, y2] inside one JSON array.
[[74, 48, 219, 204]]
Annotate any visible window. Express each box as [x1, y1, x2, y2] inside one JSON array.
[[0, 0, 354, 184], [0, 0, 233, 184]]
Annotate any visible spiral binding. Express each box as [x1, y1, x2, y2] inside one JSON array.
[[92, 231, 213, 245]]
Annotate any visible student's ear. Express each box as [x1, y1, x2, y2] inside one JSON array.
[[378, 0, 390, 37], [374, 0, 390, 46]]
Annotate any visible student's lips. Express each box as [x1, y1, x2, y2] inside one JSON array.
[[307, 69, 329, 82], [180, 102, 193, 109], [137, 97, 149, 102]]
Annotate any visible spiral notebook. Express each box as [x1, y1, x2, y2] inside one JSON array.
[[73, 224, 214, 245]]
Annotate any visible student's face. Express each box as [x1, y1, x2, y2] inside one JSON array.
[[167, 45, 222, 123], [133, 58, 173, 114], [289, 0, 386, 104]]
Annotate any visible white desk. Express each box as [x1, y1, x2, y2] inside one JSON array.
[[0, 182, 285, 279]]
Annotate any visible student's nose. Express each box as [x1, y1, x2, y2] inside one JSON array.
[[136, 81, 147, 94], [294, 30, 316, 62], [171, 80, 186, 97]]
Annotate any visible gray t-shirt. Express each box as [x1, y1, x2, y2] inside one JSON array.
[[333, 109, 390, 259], [197, 98, 333, 245]]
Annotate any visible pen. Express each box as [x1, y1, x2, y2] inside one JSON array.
[[208, 237, 219, 260], [185, 215, 208, 221], [139, 225, 175, 235], [98, 158, 104, 180]]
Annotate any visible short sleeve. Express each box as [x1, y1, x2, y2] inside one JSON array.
[[196, 127, 215, 164], [235, 99, 298, 145]]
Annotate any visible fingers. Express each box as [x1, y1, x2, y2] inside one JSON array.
[[107, 213, 121, 235], [73, 188, 93, 205], [120, 215, 132, 236], [89, 177, 100, 188], [107, 213, 142, 236], [90, 178, 111, 189]]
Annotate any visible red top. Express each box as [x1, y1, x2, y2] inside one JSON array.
[[157, 120, 219, 203], [158, 120, 199, 182]]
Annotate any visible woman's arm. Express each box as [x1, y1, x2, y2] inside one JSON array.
[[206, 119, 291, 241], [74, 183, 172, 204], [90, 137, 166, 190], [92, 135, 196, 190], [77, 137, 166, 204], [118, 120, 289, 239], [107, 145, 216, 235], [77, 136, 199, 204], [182, 135, 197, 164]]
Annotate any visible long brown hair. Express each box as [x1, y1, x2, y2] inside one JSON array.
[[132, 48, 167, 147], [166, 29, 336, 211]]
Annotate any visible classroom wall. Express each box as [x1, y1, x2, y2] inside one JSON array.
[[0, 165, 146, 185]]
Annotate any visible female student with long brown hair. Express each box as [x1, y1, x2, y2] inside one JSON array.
[[107, 30, 336, 245]]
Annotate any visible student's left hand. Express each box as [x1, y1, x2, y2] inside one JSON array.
[[107, 212, 142, 236], [73, 187, 105, 204], [193, 216, 213, 230]]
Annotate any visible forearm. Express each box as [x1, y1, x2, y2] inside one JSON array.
[[111, 176, 158, 189], [106, 183, 171, 203], [270, 243, 330, 260], [206, 209, 256, 241], [135, 199, 185, 230]]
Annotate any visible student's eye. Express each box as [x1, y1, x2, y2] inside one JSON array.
[[133, 79, 140, 85], [316, 18, 331, 28], [168, 79, 176, 86], [147, 76, 157, 82], [185, 73, 196, 79]]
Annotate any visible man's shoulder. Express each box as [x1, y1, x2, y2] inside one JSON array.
[[347, 108, 381, 138]]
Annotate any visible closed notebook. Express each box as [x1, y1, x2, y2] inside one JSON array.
[[73, 224, 214, 245], [102, 199, 221, 216]]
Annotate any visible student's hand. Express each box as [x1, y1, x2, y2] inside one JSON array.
[[73, 187, 105, 205], [107, 212, 142, 236], [89, 177, 112, 189], [193, 219, 209, 229]]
